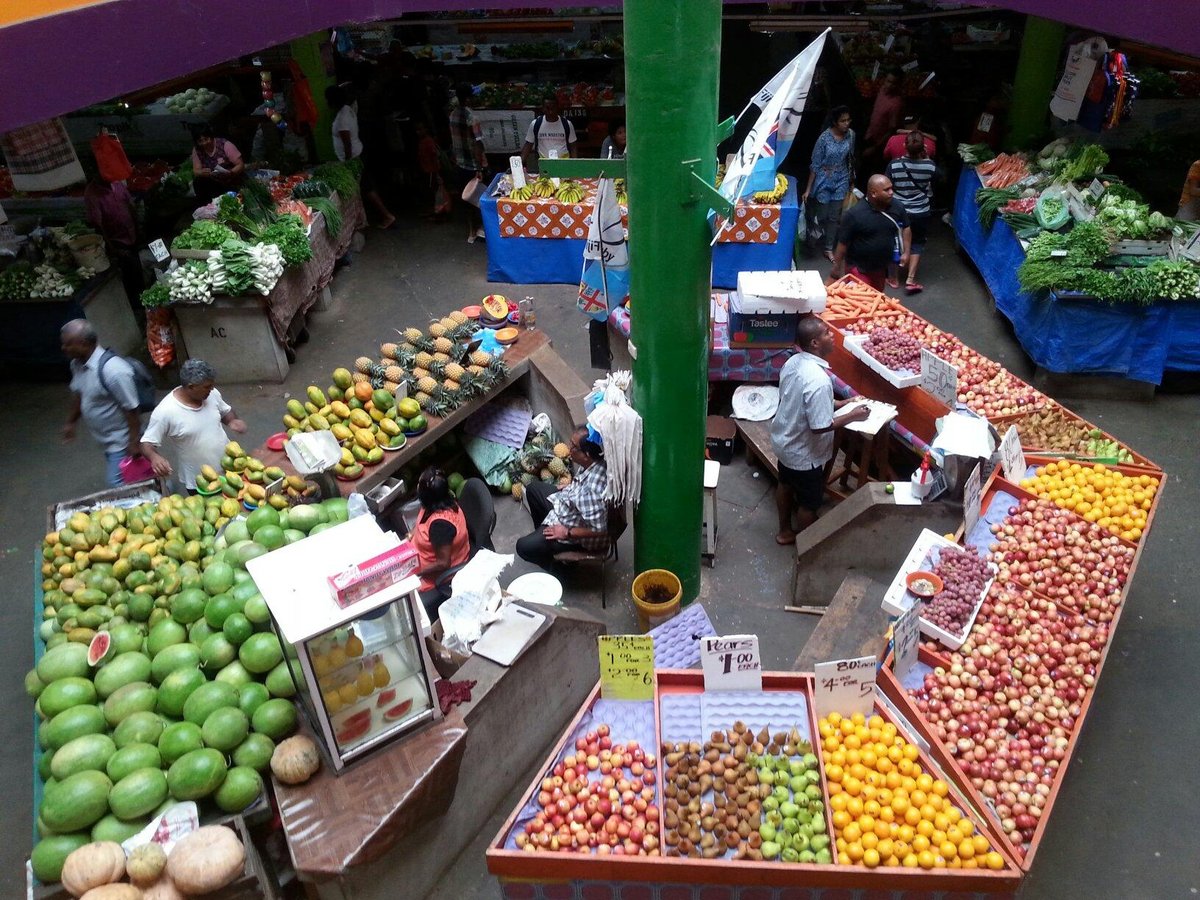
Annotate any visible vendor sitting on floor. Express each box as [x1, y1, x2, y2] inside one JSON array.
[[412, 466, 472, 620], [516, 425, 608, 570]]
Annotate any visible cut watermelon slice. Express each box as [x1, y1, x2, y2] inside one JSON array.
[[375, 689, 397, 708], [87, 632, 112, 666], [383, 699, 414, 722], [336, 718, 371, 744]]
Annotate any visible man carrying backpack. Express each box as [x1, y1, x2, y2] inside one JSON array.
[[61, 319, 148, 487], [521, 96, 578, 174]]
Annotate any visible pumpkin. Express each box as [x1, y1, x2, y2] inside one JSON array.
[[271, 735, 322, 784], [125, 844, 167, 887], [165, 825, 244, 894], [62, 842, 126, 897], [140, 877, 185, 900], [79, 886, 142, 900]]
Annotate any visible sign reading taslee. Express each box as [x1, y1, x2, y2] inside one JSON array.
[[598, 635, 654, 700]]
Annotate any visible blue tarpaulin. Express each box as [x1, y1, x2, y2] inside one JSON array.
[[953, 168, 1200, 385]]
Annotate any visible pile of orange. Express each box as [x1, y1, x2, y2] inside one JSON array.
[[1019, 461, 1158, 542], [817, 712, 1006, 871]]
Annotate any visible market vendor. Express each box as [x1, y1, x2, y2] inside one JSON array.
[[521, 96, 578, 174], [515, 426, 608, 569], [1178, 158, 1200, 222], [191, 125, 245, 203], [829, 174, 911, 292], [771, 316, 870, 545], [600, 120, 627, 160], [140, 359, 246, 493], [412, 466, 472, 619]]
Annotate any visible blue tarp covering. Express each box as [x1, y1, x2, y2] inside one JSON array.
[[480, 173, 800, 289], [953, 168, 1200, 385]]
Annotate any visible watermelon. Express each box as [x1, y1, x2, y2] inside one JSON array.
[[31, 834, 92, 883], [91, 814, 147, 844], [251, 698, 298, 740], [103, 681, 158, 727], [109, 767, 169, 819], [50, 733, 117, 780], [167, 748, 228, 800], [201, 561, 235, 596], [106, 742, 163, 782], [157, 667, 207, 718], [39, 677, 97, 718], [36, 642, 90, 684], [182, 681, 239, 725], [239, 632, 283, 674], [43, 704, 107, 751], [113, 711, 165, 748], [214, 766, 263, 812], [232, 733, 275, 771], [40, 770, 112, 832], [151, 642, 202, 684], [201, 707, 249, 752], [87, 632, 112, 666], [94, 652, 153, 699], [159, 721, 204, 765]]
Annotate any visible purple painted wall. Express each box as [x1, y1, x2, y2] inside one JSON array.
[[1, 1, 1197, 135]]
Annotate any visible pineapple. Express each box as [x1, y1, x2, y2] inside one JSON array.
[[417, 375, 439, 395], [351, 372, 370, 384], [539, 468, 555, 483], [428, 321, 447, 339], [519, 472, 535, 486], [511, 482, 525, 500], [384, 365, 404, 384], [444, 362, 466, 383], [414, 390, 433, 409], [548, 457, 568, 478], [380, 342, 398, 359], [467, 364, 487, 380], [469, 349, 493, 368], [442, 379, 461, 395], [557, 474, 573, 488], [380, 356, 398, 368], [433, 336, 454, 356], [439, 316, 458, 332], [448, 310, 469, 326], [412, 366, 431, 381], [413, 351, 434, 371], [384, 380, 400, 393], [402, 327, 424, 345], [553, 442, 570, 459], [354, 356, 375, 374], [369, 363, 387, 389], [399, 342, 417, 355]]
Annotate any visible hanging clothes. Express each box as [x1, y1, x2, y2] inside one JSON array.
[[0, 118, 84, 191]]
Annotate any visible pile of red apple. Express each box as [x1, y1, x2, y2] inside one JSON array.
[[514, 723, 661, 856], [987, 498, 1134, 622]]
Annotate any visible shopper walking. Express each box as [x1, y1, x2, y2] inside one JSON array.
[[326, 84, 396, 229], [882, 115, 937, 164], [802, 106, 855, 262], [521, 96, 577, 174], [863, 69, 905, 176], [829, 174, 911, 292], [448, 84, 489, 243], [1177, 158, 1200, 222], [60, 319, 144, 488], [140, 359, 246, 493], [411, 466, 472, 620], [84, 173, 143, 320], [515, 426, 608, 570], [771, 317, 871, 545], [886, 132, 937, 294]]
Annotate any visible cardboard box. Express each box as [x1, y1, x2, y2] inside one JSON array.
[[327, 541, 419, 608], [705, 415, 737, 464], [729, 291, 800, 348]]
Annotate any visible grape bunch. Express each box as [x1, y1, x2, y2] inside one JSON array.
[[862, 327, 924, 374], [920, 546, 991, 637]]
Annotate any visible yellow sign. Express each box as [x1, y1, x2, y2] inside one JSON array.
[[598, 635, 654, 700]]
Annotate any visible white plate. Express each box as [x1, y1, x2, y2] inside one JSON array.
[[506, 572, 563, 606]]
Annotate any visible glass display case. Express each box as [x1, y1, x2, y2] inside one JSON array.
[[247, 516, 443, 772]]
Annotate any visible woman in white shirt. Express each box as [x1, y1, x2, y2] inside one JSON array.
[[141, 359, 246, 493], [325, 84, 396, 229]]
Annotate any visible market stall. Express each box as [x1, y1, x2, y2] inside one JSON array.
[[480, 173, 800, 289], [953, 162, 1200, 385]]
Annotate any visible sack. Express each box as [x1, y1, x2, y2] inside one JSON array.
[[146, 308, 176, 368], [97, 349, 157, 413], [89, 132, 132, 183], [461, 175, 485, 208]]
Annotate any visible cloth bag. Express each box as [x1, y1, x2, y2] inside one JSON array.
[[461, 176, 486, 208], [89, 132, 133, 183]]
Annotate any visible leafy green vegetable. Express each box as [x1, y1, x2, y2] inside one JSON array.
[[1147, 260, 1200, 301], [62, 221, 95, 238], [171, 221, 236, 251], [1059, 144, 1109, 182], [259, 215, 312, 267], [303, 196, 343, 239], [976, 187, 1020, 230], [139, 280, 171, 309], [292, 179, 332, 200], [210, 239, 257, 295], [239, 178, 279, 227], [312, 162, 360, 200], [215, 195, 263, 240]]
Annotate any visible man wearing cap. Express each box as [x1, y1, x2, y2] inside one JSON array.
[[516, 425, 609, 569]]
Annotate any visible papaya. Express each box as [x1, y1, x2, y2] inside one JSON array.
[[353, 382, 373, 403], [371, 389, 395, 411], [282, 414, 301, 430], [224, 473, 244, 491], [341, 464, 364, 480], [264, 467, 286, 481], [307, 386, 328, 407], [224, 441, 245, 458], [351, 445, 369, 463], [200, 464, 220, 482], [354, 429, 377, 450], [366, 447, 385, 465], [328, 385, 344, 401], [369, 407, 386, 423], [331, 423, 353, 442], [346, 409, 370, 429], [330, 401, 351, 419], [309, 414, 331, 431], [379, 418, 400, 437], [285, 475, 307, 491], [220, 482, 240, 500], [304, 401, 319, 415], [332, 367, 353, 390], [245, 484, 266, 501], [340, 447, 356, 467]]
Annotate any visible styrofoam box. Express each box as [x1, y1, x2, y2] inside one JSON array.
[[880, 528, 997, 650], [735, 269, 827, 314], [843, 333, 924, 389]]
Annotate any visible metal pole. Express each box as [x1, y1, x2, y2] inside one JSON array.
[[625, 0, 722, 602]]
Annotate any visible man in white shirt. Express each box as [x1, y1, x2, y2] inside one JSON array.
[[769, 317, 869, 545], [141, 359, 246, 493], [60, 319, 143, 487], [521, 96, 577, 174]]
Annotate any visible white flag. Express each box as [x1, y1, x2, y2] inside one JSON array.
[[584, 179, 627, 267], [738, 38, 826, 123]]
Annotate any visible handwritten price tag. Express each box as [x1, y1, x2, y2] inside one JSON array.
[[963, 462, 982, 539], [700, 635, 762, 692], [813, 656, 877, 719], [920, 349, 957, 407], [148, 239, 169, 263], [892, 604, 921, 681], [999, 425, 1026, 484], [598, 635, 654, 700], [509, 156, 527, 190]]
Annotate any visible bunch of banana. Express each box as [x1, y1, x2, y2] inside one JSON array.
[[615, 178, 628, 206], [510, 185, 534, 201], [752, 173, 788, 204], [531, 176, 557, 199], [715, 164, 727, 189], [282, 474, 319, 504], [555, 180, 586, 203]]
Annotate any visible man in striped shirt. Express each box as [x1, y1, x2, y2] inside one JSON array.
[[886, 132, 938, 294]]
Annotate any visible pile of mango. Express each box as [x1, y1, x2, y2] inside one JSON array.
[[282, 370, 407, 482], [194, 442, 287, 510]]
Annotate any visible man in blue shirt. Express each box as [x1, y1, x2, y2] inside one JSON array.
[[61, 319, 143, 487]]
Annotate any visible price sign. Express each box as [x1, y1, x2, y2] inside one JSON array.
[[813, 656, 877, 719], [1088, 178, 1106, 200], [508, 156, 527, 190], [892, 604, 921, 681], [701, 635, 762, 692], [926, 468, 948, 502], [963, 462, 982, 539], [148, 239, 170, 263], [920, 349, 957, 407], [999, 425, 1026, 484], [598, 635, 654, 700]]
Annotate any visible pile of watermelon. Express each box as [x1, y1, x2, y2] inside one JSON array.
[[28, 494, 349, 884]]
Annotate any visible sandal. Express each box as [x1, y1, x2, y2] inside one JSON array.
[[905, 282, 924, 294], [886, 277, 900, 289]]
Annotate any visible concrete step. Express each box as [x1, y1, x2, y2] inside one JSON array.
[[795, 572, 891, 671]]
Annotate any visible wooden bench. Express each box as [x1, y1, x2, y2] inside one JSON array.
[[735, 419, 779, 478], [795, 573, 892, 670]]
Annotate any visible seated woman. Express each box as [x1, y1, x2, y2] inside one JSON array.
[[411, 467, 471, 620], [191, 125, 245, 204]]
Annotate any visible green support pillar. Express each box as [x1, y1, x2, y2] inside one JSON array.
[[1007, 16, 1066, 148], [290, 31, 335, 161], [625, 0, 723, 602]]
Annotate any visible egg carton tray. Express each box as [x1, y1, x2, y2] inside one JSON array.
[[648, 602, 714, 670]]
